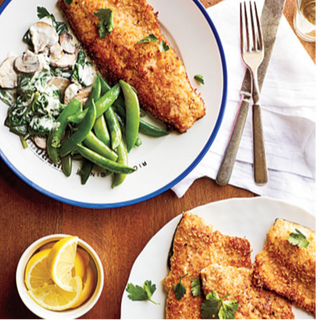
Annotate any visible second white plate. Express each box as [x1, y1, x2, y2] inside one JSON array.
[[121, 197, 315, 319]]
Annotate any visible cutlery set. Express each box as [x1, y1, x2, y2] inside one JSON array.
[[216, 0, 286, 187]]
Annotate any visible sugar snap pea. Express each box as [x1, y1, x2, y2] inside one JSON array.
[[60, 99, 96, 157], [104, 106, 122, 151], [61, 155, 72, 177], [94, 116, 111, 147], [84, 77, 101, 109], [68, 83, 120, 124], [99, 75, 111, 95], [113, 96, 169, 137], [84, 131, 118, 161], [47, 99, 82, 164], [79, 159, 94, 185], [119, 80, 140, 152], [112, 138, 128, 188], [77, 144, 136, 174]]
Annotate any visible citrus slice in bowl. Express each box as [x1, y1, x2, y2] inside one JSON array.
[[24, 249, 53, 290], [46, 236, 79, 291], [27, 276, 82, 311], [72, 263, 96, 308]]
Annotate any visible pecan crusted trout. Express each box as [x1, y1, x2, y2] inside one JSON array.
[[58, 0, 206, 133], [253, 219, 316, 316], [163, 213, 252, 319], [200, 264, 294, 319]]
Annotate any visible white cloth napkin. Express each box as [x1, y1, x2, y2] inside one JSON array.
[[171, 0, 316, 214]]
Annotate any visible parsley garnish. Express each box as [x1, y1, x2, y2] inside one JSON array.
[[173, 273, 188, 300], [201, 290, 238, 319], [159, 40, 170, 52], [191, 276, 202, 297], [126, 280, 159, 305], [137, 34, 159, 44], [94, 8, 115, 39], [288, 229, 309, 248], [194, 74, 205, 85], [63, 0, 74, 4]]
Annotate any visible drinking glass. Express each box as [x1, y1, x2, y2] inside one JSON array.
[[294, 0, 316, 42]]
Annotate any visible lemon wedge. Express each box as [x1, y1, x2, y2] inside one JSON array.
[[27, 276, 82, 311], [72, 263, 96, 308], [25, 249, 53, 290], [77, 247, 90, 269], [46, 236, 79, 292]]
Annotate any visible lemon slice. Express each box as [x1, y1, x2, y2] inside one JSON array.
[[77, 247, 90, 269], [25, 249, 54, 290], [27, 276, 82, 311], [46, 236, 79, 292], [72, 263, 96, 308]]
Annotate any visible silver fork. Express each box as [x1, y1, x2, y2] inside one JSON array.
[[241, 1, 268, 185]]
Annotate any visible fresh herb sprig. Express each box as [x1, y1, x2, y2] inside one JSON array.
[[126, 280, 159, 305], [94, 8, 115, 39], [173, 273, 188, 300], [194, 74, 205, 85], [288, 229, 309, 248], [201, 290, 238, 319], [191, 276, 202, 297], [159, 40, 170, 52], [137, 34, 159, 44]]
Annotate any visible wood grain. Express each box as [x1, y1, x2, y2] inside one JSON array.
[[0, 0, 315, 318]]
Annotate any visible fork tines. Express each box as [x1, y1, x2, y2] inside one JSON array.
[[240, 1, 263, 52]]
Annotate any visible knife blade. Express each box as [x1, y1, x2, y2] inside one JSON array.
[[216, 0, 286, 186]]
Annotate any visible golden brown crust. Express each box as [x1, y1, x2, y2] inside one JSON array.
[[58, 0, 206, 132], [253, 219, 316, 316], [200, 264, 294, 319], [162, 213, 252, 319]]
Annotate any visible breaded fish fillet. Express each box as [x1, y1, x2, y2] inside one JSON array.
[[163, 213, 252, 319], [58, 0, 206, 132], [253, 219, 316, 315], [200, 264, 294, 319]]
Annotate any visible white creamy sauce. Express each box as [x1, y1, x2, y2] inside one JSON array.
[[78, 63, 96, 87]]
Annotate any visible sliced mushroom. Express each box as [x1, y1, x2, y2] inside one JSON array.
[[0, 56, 18, 89], [50, 52, 77, 68], [49, 42, 63, 61], [64, 83, 82, 105], [14, 50, 39, 74], [34, 136, 47, 150], [47, 77, 71, 95], [29, 21, 58, 54], [59, 33, 76, 54], [73, 91, 90, 106]]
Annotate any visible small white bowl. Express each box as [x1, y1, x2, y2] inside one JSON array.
[[16, 234, 104, 319]]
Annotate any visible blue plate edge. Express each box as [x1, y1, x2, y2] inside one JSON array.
[[0, 0, 228, 209]]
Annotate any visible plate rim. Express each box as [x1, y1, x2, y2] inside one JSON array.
[[120, 196, 315, 318], [0, 0, 228, 209]]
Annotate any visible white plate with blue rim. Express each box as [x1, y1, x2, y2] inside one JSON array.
[[121, 197, 315, 319], [0, 0, 227, 208]]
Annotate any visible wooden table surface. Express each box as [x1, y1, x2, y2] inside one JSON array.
[[0, 0, 315, 318]]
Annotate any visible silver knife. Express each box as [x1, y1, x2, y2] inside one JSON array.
[[216, 0, 286, 186]]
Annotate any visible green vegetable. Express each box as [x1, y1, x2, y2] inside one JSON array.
[[0, 88, 15, 107], [191, 277, 202, 297], [61, 154, 72, 177], [19, 136, 28, 149], [104, 106, 122, 151], [113, 97, 169, 137], [94, 8, 115, 38], [47, 99, 82, 164], [84, 76, 101, 110], [22, 30, 33, 47], [201, 290, 238, 319], [68, 83, 120, 124], [137, 34, 158, 44], [60, 99, 96, 157], [288, 229, 310, 248], [126, 281, 159, 305], [78, 160, 93, 185], [77, 144, 135, 174], [173, 274, 188, 301], [112, 138, 128, 188], [63, 0, 73, 4], [119, 80, 140, 152], [37, 7, 68, 35], [194, 74, 205, 85], [83, 131, 118, 161], [159, 40, 170, 52]]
